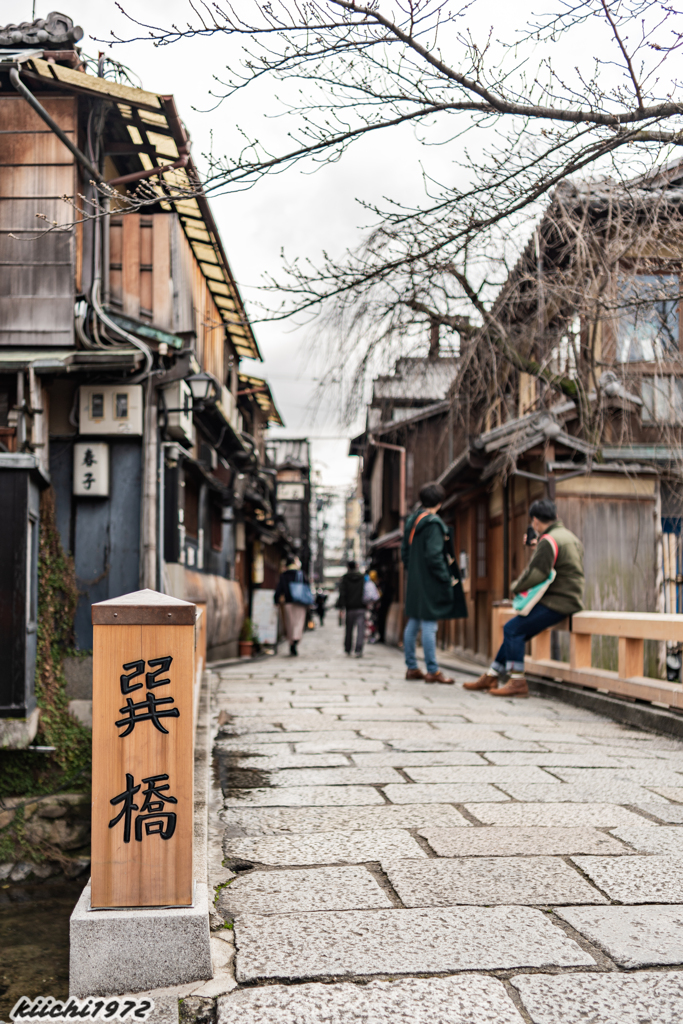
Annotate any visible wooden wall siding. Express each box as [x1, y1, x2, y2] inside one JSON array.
[[0, 95, 75, 346], [188, 229, 225, 384], [109, 213, 226, 382], [110, 213, 172, 328], [558, 492, 657, 671]]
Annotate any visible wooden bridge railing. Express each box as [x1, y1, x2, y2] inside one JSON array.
[[491, 606, 683, 711]]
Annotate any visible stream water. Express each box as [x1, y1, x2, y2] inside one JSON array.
[[0, 878, 84, 1021]]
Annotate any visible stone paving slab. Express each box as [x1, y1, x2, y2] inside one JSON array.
[[609, 824, 683, 855], [215, 742, 297, 757], [351, 751, 489, 766], [223, 828, 427, 865], [267, 766, 405, 786], [420, 826, 631, 857], [224, 785, 385, 807], [383, 783, 511, 803], [485, 752, 640, 767], [383, 855, 605, 906], [498, 782, 664, 804], [551, 768, 683, 787], [635, 802, 683, 823], [216, 976, 526, 1024], [234, 905, 595, 981], [572, 854, 683, 903], [221, 803, 472, 835], [403, 765, 556, 785], [511, 970, 683, 1024], [651, 786, 683, 803], [218, 865, 393, 915], [233, 753, 349, 769], [467, 803, 649, 827], [556, 905, 683, 967], [294, 738, 386, 752]]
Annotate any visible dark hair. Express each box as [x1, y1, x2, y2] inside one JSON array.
[[419, 482, 445, 508], [529, 498, 557, 523], [347, 560, 357, 571]]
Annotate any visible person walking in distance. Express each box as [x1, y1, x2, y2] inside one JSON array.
[[315, 589, 328, 626], [274, 557, 311, 656], [402, 482, 467, 684], [338, 560, 367, 657], [464, 498, 585, 697]]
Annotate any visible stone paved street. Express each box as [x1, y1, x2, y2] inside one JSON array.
[[207, 621, 683, 1022]]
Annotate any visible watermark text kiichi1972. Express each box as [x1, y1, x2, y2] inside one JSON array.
[[9, 997, 155, 1021]]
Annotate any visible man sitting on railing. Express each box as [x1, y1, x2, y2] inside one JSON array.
[[464, 498, 585, 697]]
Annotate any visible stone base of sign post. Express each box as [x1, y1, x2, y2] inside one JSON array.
[[69, 881, 212, 996]]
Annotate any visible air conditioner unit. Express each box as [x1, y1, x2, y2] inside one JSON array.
[[218, 385, 242, 432], [163, 380, 193, 444], [79, 385, 143, 436]]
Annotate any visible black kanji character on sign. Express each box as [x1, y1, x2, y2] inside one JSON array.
[[82, 448, 97, 466], [120, 657, 172, 695], [109, 773, 177, 843], [135, 774, 177, 841], [82, 472, 96, 490], [115, 691, 179, 737], [120, 660, 145, 694], [108, 772, 140, 844]]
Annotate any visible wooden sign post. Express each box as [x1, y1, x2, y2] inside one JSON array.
[[90, 589, 196, 908]]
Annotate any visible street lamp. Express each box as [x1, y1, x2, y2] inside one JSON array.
[[186, 372, 220, 409]]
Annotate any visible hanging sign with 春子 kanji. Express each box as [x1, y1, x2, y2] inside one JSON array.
[[90, 589, 196, 908]]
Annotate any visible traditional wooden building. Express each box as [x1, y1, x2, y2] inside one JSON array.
[[0, 15, 290, 734], [355, 162, 683, 675]]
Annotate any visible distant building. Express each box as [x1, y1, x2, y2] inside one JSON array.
[[266, 438, 312, 574]]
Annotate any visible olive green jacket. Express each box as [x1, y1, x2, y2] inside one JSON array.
[[401, 510, 468, 621], [512, 519, 585, 615]]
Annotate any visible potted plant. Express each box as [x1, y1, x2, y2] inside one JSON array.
[[239, 618, 256, 658]]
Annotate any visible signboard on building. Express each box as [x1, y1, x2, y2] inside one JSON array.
[[277, 482, 306, 501], [73, 442, 109, 497], [90, 589, 196, 908]]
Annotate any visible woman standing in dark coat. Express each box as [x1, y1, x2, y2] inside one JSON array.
[[401, 482, 467, 683]]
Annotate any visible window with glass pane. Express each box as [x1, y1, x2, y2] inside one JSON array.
[[641, 376, 683, 424], [617, 274, 680, 362]]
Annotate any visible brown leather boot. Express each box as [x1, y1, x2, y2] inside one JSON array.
[[463, 673, 499, 691], [405, 668, 425, 680], [424, 671, 454, 685], [490, 676, 529, 697]]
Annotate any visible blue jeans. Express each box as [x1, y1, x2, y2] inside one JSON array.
[[492, 603, 566, 674], [404, 618, 438, 674]]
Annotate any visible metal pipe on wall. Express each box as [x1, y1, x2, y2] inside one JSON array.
[[368, 437, 407, 633]]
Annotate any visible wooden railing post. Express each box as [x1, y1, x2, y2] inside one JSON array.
[[570, 632, 592, 669], [530, 630, 551, 660], [90, 589, 197, 908], [618, 636, 644, 679]]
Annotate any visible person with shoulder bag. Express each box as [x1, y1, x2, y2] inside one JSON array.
[[274, 557, 313, 656], [464, 498, 585, 697], [401, 482, 468, 683]]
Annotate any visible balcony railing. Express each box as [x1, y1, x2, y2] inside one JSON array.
[[491, 606, 683, 710]]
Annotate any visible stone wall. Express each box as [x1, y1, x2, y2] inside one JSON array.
[[0, 792, 91, 883]]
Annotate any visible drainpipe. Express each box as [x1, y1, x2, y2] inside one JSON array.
[[10, 67, 189, 190], [369, 437, 407, 634], [10, 67, 102, 183], [368, 438, 406, 528]]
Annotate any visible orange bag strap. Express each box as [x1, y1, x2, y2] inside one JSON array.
[[539, 532, 559, 565], [409, 511, 431, 545]]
